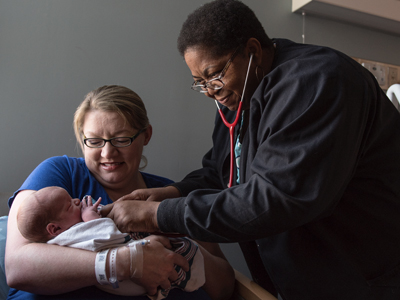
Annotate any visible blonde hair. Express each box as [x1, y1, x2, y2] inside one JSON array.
[[73, 85, 150, 167]]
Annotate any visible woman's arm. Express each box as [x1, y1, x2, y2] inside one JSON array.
[[6, 190, 99, 293], [197, 241, 235, 300], [6, 190, 188, 295]]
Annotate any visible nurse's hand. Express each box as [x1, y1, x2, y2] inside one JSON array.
[[100, 200, 160, 233], [118, 186, 181, 202]]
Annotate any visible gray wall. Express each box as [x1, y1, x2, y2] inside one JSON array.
[[1, 0, 400, 279]]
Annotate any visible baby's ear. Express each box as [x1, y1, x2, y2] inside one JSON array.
[[46, 223, 63, 236]]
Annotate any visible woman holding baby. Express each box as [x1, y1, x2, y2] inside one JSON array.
[[5, 85, 234, 300]]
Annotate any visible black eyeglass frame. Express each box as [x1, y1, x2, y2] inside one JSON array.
[[191, 46, 241, 93], [83, 128, 146, 148]]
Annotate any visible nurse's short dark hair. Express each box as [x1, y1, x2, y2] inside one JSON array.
[[177, 0, 273, 57]]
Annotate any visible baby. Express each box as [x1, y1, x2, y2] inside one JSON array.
[[16, 186, 205, 299]]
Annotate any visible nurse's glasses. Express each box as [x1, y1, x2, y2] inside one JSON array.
[[191, 46, 240, 93]]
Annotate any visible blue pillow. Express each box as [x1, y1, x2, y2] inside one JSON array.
[[0, 216, 10, 299]]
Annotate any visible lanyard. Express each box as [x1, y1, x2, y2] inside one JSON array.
[[215, 53, 253, 187]]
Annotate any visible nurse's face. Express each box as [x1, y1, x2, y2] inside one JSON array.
[[82, 110, 151, 193], [184, 46, 258, 111]]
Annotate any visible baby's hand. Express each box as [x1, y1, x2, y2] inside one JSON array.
[[81, 195, 102, 222]]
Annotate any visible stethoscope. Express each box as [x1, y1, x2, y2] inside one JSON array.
[[214, 53, 254, 188]]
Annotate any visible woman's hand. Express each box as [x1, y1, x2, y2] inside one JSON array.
[[6, 190, 99, 294], [125, 235, 189, 295], [118, 186, 181, 202]]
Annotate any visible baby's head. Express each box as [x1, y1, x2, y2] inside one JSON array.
[[17, 186, 83, 243]]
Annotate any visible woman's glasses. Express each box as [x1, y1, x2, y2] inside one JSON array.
[[83, 129, 145, 148]]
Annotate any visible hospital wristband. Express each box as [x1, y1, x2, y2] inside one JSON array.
[[95, 249, 110, 285], [109, 248, 119, 289]]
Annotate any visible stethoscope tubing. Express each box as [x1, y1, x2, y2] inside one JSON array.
[[215, 53, 254, 187]]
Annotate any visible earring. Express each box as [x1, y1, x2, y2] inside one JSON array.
[[255, 65, 265, 82]]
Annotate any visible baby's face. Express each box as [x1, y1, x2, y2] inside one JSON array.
[[50, 188, 83, 232]]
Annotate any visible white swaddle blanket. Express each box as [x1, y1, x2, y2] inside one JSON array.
[[48, 218, 205, 299], [48, 218, 131, 251]]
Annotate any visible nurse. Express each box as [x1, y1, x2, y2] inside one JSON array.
[[102, 1, 400, 299]]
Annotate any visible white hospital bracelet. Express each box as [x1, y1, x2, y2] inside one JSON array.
[[109, 248, 119, 289], [95, 249, 110, 285]]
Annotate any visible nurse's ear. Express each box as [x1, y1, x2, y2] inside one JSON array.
[[245, 38, 263, 66], [143, 124, 152, 146]]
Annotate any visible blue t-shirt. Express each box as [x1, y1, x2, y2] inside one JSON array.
[[7, 156, 210, 300], [8, 155, 173, 208]]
